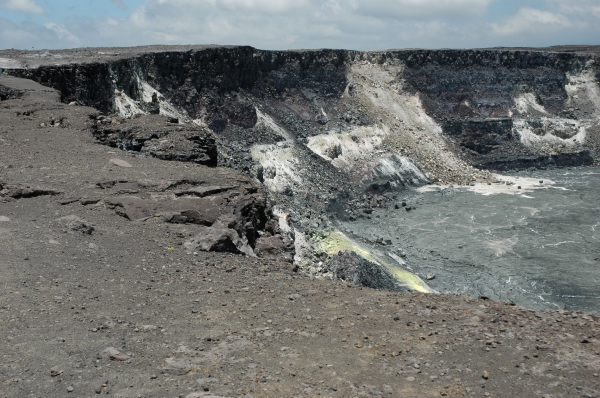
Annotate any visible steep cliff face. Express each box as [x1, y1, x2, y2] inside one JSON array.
[[2, 45, 599, 286], [395, 49, 599, 169], [4, 47, 598, 176]]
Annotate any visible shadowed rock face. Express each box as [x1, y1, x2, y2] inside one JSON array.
[[442, 119, 516, 155], [0, 84, 22, 101], [92, 114, 218, 166], [102, 175, 276, 252], [402, 51, 573, 117], [325, 250, 401, 291]]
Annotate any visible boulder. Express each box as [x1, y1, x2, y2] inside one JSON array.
[[325, 251, 403, 291], [184, 221, 256, 256], [254, 235, 295, 262], [55, 215, 94, 235], [105, 196, 151, 221]]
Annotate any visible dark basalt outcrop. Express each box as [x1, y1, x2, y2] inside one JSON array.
[[325, 250, 401, 291], [0, 181, 62, 202], [99, 174, 288, 257], [478, 150, 596, 170], [5, 48, 348, 133], [443, 119, 515, 155], [92, 114, 218, 166], [402, 51, 574, 116], [0, 84, 22, 101]]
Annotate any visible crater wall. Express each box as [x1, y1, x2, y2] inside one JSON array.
[[2, 45, 599, 288]]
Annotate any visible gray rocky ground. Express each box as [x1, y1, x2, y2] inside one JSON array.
[[2, 57, 600, 398]]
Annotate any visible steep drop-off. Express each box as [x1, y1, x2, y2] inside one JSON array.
[[2, 45, 599, 290]]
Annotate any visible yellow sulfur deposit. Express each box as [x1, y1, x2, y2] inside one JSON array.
[[315, 230, 434, 294]]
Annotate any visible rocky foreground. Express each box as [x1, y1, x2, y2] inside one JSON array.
[[1, 59, 600, 397]]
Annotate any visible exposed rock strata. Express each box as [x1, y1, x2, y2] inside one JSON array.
[[3, 46, 598, 181], [92, 114, 218, 166], [100, 176, 290, 258], [0, 182, 62, 202]]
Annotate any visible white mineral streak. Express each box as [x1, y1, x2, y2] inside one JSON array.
[[514, 118, 587, 147], [387, 251, 406, 265], [304, 61, 469, 186], [307, 125, 387, 171], [513, 92, 549, 115], [114, 89, 144, 118], [273, 207, 293, 234], [255, 108, 294, 141], [418, 174, 568, 196], [343, 62, 473, 183], [292, 230, 313, 268], [512, 63, 600, 149], [113, 74, 190, 121], [136, 78, 189, 121], [566, 61, 600, 114], [373, 155, 429, 186], [250, 143, 302, 194]]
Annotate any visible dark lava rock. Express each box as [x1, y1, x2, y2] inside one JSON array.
[[91, 114, 217, 166], [0, 182, 62, 202], [55, 215, 94, 235], [479, 150, 596, 170], [254, 235, 295, 262], [325, 251, 404, 291], [183, 221, 255, 256], [105, 195, 221, 224], [0, 84, 22, 101], [104, 172, 285, 252]]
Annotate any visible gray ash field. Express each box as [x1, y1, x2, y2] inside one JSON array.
[[1, 45, 600, 397], [341, 166, 600, 313]]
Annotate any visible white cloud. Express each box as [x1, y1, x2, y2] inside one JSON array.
[[1, 0, 44, 14], [0, 18, 71, 49], [90, 0, 494, 50], [354, 0, 495, 19], [547, 0, 600, 18], [1, 0, 599, 51], [216, 0, 315, 14], [146, 0, 316, 16], [43, 22, 79, 43], [492, 7, 574, 36]]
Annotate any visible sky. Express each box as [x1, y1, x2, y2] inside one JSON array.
[[0, 0, 599, 51]]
